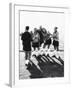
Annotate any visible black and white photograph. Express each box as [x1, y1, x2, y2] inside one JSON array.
[[19, 10, 65, 79]]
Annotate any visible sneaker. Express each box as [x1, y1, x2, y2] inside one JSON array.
[[25, 60, 29, 65]]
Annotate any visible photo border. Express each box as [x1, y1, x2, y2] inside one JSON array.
[[10, 3, 70, 87]]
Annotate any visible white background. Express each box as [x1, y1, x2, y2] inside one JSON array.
[[0, 0, 72, 89]]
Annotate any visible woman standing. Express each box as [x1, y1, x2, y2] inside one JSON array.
[[52, 27, 59, 51], [32, 28, 40, 51]]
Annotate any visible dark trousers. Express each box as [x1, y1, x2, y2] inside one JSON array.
[[53, 40, 59, 51], [44, 38, 52, 49], [25, 51, 31, 60]]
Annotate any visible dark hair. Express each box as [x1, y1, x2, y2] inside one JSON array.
[[55, 27, 58, 30], [26, 26, 29, 30]]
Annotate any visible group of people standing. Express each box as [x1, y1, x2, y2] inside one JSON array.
[[20, 26, 59, 66]]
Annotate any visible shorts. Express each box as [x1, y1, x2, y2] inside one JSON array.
[[32, 42, 39, 48], [45, 38, 52, 45], [53, 40, 59, 47]]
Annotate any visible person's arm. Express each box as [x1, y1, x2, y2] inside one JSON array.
[[21, 33, 25, 41], [20, 32, 23, 36]]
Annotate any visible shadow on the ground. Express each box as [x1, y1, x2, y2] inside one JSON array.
[[5, 83, 11, 88], [27, 54, 64, 79]]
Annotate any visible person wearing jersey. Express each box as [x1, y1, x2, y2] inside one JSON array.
[[39, 26, 45, 46], [32, 28, 40, 50], [53, 27, 59, 51], [44, 31, 52, 49]]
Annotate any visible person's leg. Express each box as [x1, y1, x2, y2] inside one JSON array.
[[53, 40, 57, 50], [32, 43, 35, 51], [57, 41, 59, 51], [27, 51, 29, 60], [25, 51, 32, 67], [48, 44, 50, 49], [53, 40, 54, 50], [43, 44, 45, 48], [57, 46, 59, 51], [37, 43, 39, 50], [25, 51, 30, 65], [54, 45, 56, 50], [29, 51, 31, 60], [25, 51, 27, 60], [38, 47, 39, 50], [25, 51, 29, 65], [34, 43, 36, 51], [48, 38, 51, 49], [34, 47, 35, 51], [35, 43, 38, 50], [43, 42, 46, 48]]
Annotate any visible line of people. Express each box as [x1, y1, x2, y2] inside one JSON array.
[[20, 26, 59, 66]]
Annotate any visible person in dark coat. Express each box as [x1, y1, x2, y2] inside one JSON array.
[[21, 26, 32, 65]]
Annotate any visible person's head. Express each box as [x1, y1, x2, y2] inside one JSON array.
[[34, 28, 37, 33], [25, 26, 29, 31], [54, 27, 58, 32], [40, 26, 42, 29]]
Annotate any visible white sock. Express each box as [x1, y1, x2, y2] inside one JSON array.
[[25, 60, 29, 65]]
